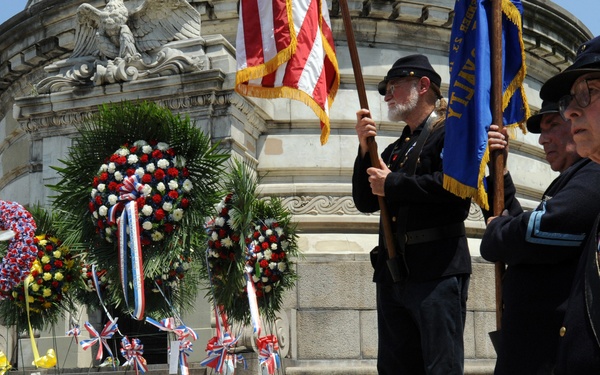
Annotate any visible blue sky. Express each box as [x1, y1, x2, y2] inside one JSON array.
[[0, 1, 597, 40]]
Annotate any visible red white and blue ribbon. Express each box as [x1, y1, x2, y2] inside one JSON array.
[[200, 305, 247, 373], [257, 335, 280, 375], [110, 174, 146, 320], [120, 336, 148, 375], [66, 324, 80, 344], [80, 319, 119, 362], [245, 269, 262, 336], [145, 316, 198, 375]]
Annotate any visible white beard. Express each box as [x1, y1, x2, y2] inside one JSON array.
[[388, 84, 419, 122]]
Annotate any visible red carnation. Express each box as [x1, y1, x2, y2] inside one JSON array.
[[95, 196, 102, 205], [130, 146, 138, 153], [46, 244, 53, 251], [126, 168, 135, 176], [167, 168, 179, 177], [261, 242, 269, 250], [154, 169, 165, 180], [52, 281, 59, 288], [152, 150, 163, 159], [168, 191, 179, 200], [183, 168, 190, 177], [136, 197, 146, 207], [54, 260, 63, 268], [43, 264, 52, 272], [36, 279, 43, 285], [164, 223, 174, 233], [109, 154, 119, 162], [260, 260, 269, 268], [181, 198, 190, 208], [152, 194, 162, 204], [117, 156, 127, 165], [99, 172, 109, 181], [88, 202, 96, 212], [154, 209, 166, 221], [142, 174, 152, 184], [108, 181, 119, 191]]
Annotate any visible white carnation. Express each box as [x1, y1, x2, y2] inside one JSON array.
[[172, 208, 184, 221], [128, 154, 139, 164], [157, 142, 169, 151], [114, 171, 124, 181], [157, 159, 169, 169], [142, 221, 153, 230], [162, 202, 173, 212], [99, 164, 108, 172], [135, 167, 145, 178], [108, 194, 118, 205], [278, 262, 287, 272], [146, 163, 156, 173], [168, 180, 179, 190], [142, 205, 153, 216], [98, 205, 108, 216], [142, 145, 152, 154], [97, 183, 106, 192], [157, 182, 166, 192], [182, 179, 193, 192]]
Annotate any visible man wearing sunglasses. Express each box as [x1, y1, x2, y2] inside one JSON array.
[[481, 99, 600, 374], [352, 54, 471, 374], [539, 35, 600, 374]]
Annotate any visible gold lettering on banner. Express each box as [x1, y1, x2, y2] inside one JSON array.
[[447, 48, 477, 120]]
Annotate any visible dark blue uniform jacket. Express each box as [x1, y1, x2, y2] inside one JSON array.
[[352, 117, 471, 284], [481, 158, 600, 374]]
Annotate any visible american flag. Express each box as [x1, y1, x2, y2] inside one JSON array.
[[235, 0, 340, 145]]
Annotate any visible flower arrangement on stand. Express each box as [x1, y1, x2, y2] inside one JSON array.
[[0, 206, 82, 331], [202, 161, 299, 374], [50, 100, 228, 319]]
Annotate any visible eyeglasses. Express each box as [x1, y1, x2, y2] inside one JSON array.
[[385, 79, 417, 97], [558, 78, 600, 121]]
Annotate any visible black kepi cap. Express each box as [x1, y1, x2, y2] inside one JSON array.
[[540, 36, 600, 101], [526, 101, 560, 134], [377, 54, 442, 95]]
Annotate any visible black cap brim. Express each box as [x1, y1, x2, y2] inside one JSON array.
[[525, 101, 560, 133], [540, 68, 600, 101]]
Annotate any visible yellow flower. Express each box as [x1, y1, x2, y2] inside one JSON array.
[[54, 272, 64, 281], [43, 288, 52, 297], [27, 296, 34, 303], [11, 291, 17, 298], [38, 240, 47, 246], [53, 250, 62, 258], [42, 302, 52, 309], [43, 273, 52, 281], [41, 256, 50, 264], [31, 260, 42, 273], [31, 284, 40, 292]]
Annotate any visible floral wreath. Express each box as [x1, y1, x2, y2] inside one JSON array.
[[0, 206, 82, 330], [51, 101, 228, 318], [203, 161, 299, 324], [0, 201, 37, 293]]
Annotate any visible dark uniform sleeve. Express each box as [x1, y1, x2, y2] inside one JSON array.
[[481, 171, 523, 221], [352, 148, 380, 213], [480, 161, 600, 266]]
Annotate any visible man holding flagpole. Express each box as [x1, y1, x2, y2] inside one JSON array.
[[481, 101, 600, 374], [352, 54, 471, 375]]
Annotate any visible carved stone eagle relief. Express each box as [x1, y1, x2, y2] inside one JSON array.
[[36, 0, 207, 93], [72, 0, 201, 61]]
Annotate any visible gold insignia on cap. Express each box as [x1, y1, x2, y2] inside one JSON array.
[[580, 44, 587, 53], [409, 71, 415, 76]]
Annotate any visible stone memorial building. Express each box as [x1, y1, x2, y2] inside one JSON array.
[[0, 0, 593, 373]]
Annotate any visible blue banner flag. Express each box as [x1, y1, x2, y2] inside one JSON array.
[[443, 0, 529, 210]]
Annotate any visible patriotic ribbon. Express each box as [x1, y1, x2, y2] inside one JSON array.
[[200, 332, 240, 373], [80, 319, 119, 361], [177, 340, 194, 375], [245, 269, 262, 336], [120, 336, 148, 375], [111, 174, 146, 320], [257, 335, 280, 375], [66, 324, 81, 344], [146, 316, 198, 374]]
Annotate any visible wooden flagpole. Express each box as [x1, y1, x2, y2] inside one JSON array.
[[490, 0, 506, 331], [338, 0, 399, 277]]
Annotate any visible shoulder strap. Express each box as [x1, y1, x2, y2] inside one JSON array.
[[403, 111, 437, 176]]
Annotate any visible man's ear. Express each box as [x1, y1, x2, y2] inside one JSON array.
[[419, 76, 431, 95]]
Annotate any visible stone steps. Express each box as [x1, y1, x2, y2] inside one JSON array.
[[17, 359, 495, 375]]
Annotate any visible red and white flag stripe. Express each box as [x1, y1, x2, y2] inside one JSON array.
[[236, 0, 339, 145]]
